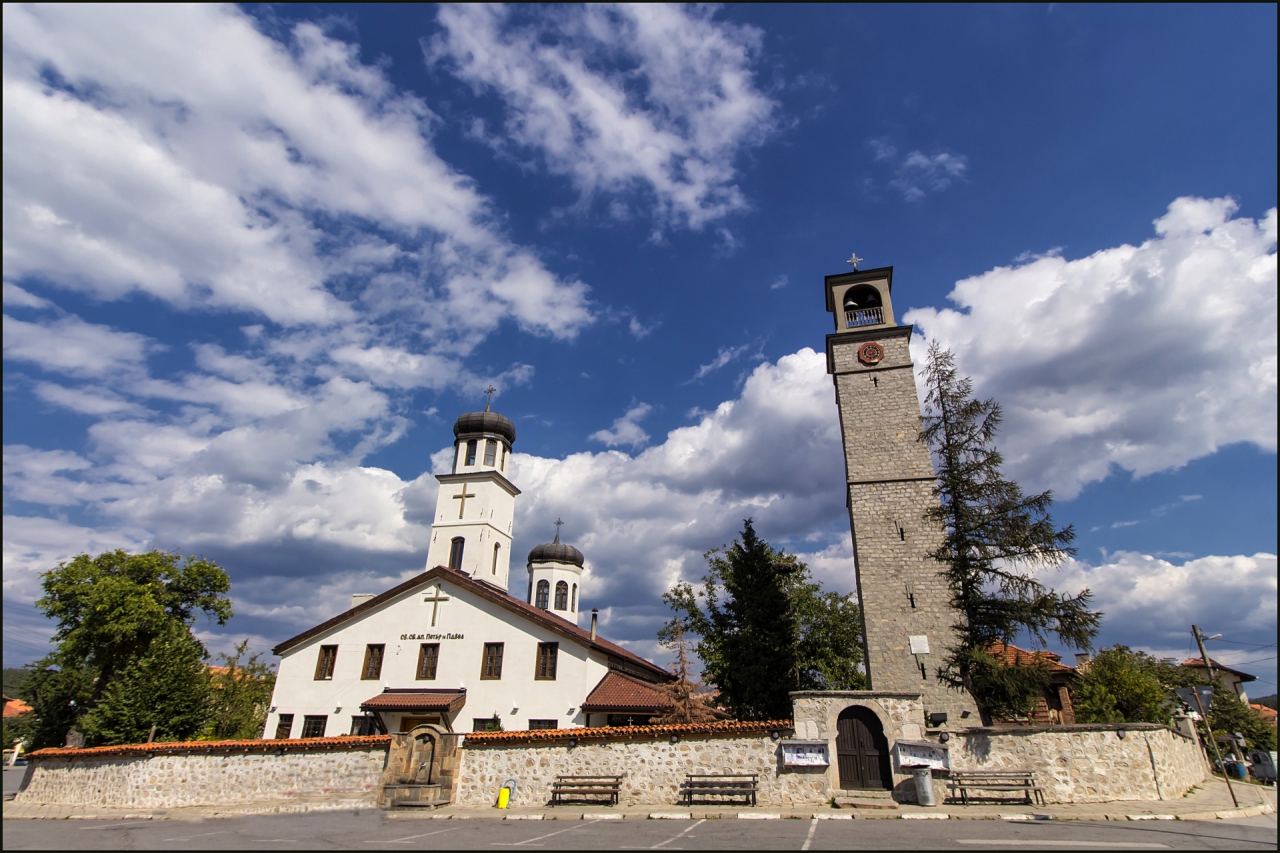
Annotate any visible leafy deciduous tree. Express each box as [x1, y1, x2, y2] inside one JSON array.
[[37, 549, 232, 702], [22, 549, 234, 747], [202, 639, 278, 741]]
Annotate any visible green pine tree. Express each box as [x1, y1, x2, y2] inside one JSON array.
[[82, 620, 212, 745], [920, 342, 1101, 720], [662, 519, 865, 721]]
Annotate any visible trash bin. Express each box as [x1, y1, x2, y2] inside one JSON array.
[[911, 767, 936, 807]]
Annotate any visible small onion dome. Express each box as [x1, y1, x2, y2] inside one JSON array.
[[453, 408, 516, 445], [528, 532, 584, 567]]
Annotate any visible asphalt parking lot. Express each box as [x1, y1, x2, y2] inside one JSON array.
[[3, 809, 1277, 850]]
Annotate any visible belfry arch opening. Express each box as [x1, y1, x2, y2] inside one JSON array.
[[843, 286, 884, 328]]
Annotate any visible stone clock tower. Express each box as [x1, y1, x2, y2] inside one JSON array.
[[824, 265, 979, 725]]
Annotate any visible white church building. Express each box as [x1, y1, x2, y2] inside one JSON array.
[[265, 402, 673, 738]]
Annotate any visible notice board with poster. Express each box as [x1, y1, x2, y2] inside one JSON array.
[[892, 740, 950, 772], [779, 740, 830, 767]]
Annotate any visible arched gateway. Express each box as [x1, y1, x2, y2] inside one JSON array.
[[835, 706, 892, 790]]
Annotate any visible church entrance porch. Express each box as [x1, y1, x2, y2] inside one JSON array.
[[836, 706, 892, 790], [791, 691, 934, 803]]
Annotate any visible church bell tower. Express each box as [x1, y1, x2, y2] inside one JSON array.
[[825, 263, 979, 724], [425, 392, 520, 591]]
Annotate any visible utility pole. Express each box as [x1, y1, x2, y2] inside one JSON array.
[[1191, 624, 1239, 809]]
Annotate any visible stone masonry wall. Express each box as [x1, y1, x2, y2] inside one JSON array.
[[828, 323, 978, 723], [15, 747, 387, 809], [951, 724, 1206, 804], [455, 735, 831, 808]]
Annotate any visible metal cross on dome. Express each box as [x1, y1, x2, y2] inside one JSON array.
[[846, 252, 863, 271], [553, 517, 564, 543], [483, 385, 497, 410]]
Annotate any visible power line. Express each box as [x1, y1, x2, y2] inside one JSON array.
[[1218, 639, 1278, 648], [1223, 655, 1277, 666]]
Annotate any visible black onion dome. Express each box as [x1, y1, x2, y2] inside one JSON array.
[[453, 410, 516, 445], [528, 538, 584, 567]]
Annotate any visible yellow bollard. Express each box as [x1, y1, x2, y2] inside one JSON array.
[[497, 786, 511, 809]]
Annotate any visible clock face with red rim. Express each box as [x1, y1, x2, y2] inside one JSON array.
[[858, 342, 885, 365]]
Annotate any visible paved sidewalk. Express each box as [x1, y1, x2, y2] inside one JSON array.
[[4, 776, 1272, 823]]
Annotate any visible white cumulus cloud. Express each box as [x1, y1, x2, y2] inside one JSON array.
[[2, 3, 593, 344], [588, 402, 654, 450], [906, 196, 1278, 499], [429, 4, 777, 231]]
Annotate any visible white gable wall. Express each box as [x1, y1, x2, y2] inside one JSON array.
[[266, 577, 611, 738]]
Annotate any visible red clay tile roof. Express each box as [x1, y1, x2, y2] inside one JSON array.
[[2, 696, 33, 718], [581, 671, 673, 713], [1250, 703, 1277, 723], [27, 735, 391, 761], [1179, 657, 1257, 682], [272, 566, 672, 681], [986, 641, 1074, 672], [465, 719, 793, 746], [361, 688, 467, 712]]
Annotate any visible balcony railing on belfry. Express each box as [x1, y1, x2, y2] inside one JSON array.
[[845, 307, 883, 328]]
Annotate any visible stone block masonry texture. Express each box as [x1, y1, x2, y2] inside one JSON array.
[[10, 725, 1203, 809], [14, 748, 386, 809], [827, 322, 980, 724]]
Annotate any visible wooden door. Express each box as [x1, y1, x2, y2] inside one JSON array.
[[400, 715, 440, 732], [836, 706, 891, 790]]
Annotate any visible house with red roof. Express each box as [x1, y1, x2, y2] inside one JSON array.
[[984, 641, 1077, 726], [2, 694, 33, 719], [1179, 656, 1256, 703]]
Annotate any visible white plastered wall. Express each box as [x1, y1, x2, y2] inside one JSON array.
[[266, 577, 611, 738]]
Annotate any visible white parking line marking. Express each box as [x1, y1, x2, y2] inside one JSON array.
[[163, 831, 230, 841], [79, 822, 156, 829], [490, 822, 588, 846], [371, 827, 458, 843], [652, 818, 704, 849], [956, 842, 1170, 849], [801, 817, 819, 851]]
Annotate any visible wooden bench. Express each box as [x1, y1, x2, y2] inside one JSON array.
[[680, 773, 758, 807], [549, 775, 623, 806], [948, 770, 1045, 806]]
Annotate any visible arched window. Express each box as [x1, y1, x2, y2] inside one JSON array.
[[554, 581, 568, 610], [500, 444, 507, 471], [491, 543, 500, 575], [483, 439, 496, 466], [535, 580, 550, 609], [449, 537, 465, 570], [465, 440, 478, 466], [571, 584, 577, 612]]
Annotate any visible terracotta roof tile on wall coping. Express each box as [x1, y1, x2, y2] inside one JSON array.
[[27, 735, 392, 761], [464, 719, 793, 747]]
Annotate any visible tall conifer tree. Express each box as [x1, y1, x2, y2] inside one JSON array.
[[663, 519, 864, 721], [920, 342, 1101, 719]]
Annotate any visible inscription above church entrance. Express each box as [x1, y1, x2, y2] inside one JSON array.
[[835, 706, 892, 790]]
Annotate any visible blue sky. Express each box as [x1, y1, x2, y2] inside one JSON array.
[[4, 4, 1276, 693]]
